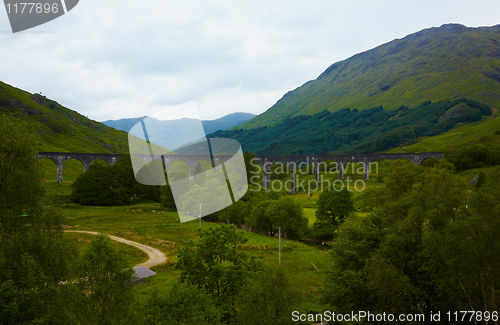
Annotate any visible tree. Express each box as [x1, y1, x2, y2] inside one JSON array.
[[435, 166, 500, 312], [236, 266, 301, 325], [144, 284, 222, 325], [243, 151, 259, 183], [176, 225, 260, 323], [0, 114, 44, 221], [321, 160, 475, 316], [72, 161, 129, 206], [266, 197, 308, 240], [0, 115, 76, 323], [314, 187, 354, 235], [321, 215, 380, 312], [246, 200, 274, 234], [0, 254, 55, 323], [113, 153, 162, 202], [225, 199, 252, 227], [161, 184, 176, 210], [69, 234, 137, 325], [245, 197, 307, 239], [72, 154, 164, 206]]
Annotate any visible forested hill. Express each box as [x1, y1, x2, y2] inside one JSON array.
[[211, 99, 494, 154], [237, 24, 500, 131], [0, 81, 129, 153]]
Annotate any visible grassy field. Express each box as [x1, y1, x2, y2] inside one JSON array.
[[45, 157, 410, 314], [55, 192, 330, 309]]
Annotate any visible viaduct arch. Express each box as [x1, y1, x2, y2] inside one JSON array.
[[37, 152, 121, 183]]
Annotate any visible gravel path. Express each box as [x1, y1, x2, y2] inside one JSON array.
[[65, 230, 167, 268]]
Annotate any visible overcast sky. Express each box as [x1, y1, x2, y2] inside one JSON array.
[[1, 0, 499, 121]]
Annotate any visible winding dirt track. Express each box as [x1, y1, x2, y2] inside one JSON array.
[[64, 230, 167, 268]]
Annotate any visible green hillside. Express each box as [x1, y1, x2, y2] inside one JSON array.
[[238, 24, 500, 131], [212, 98, 495, 154], [0, 80, 129, 153], [390, 110, 500, 153]]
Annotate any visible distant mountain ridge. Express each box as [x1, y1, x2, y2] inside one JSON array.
[[201, 112, 256, 134], [103, 112, 256, 150], [103, 112, 256, 134]]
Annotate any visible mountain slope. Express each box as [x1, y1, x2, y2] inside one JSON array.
[[389, 110, 500, 153], [0, 81, 129, 153], [201, 112, 256, 134], [101, 116, 146, 134], [212, 98, 494, 154], [238, 24, 500, 131]]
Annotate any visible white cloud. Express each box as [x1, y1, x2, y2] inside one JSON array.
[[0, 0, 499, 121]]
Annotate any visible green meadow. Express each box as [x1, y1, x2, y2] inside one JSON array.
[[49, 170, 333, 310]]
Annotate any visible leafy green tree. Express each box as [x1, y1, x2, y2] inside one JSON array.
[[0, 114, 77, 323], [69, 234, 137, 325], [246, 200, 274, 234], [161, 184, 176, 210], [444, 144, 500, 171], [243, 151, 259, 183], [113, 153, 162, 202], [434, 166, 500, 312], [266, 197, 308, 240], [72, 154, 164, 206], [321, 215, 380, 312], [176, 225, 261, 323], [246, 196, 307, 239], [0, 114, 44, 221], [72, 161, 129, 206], [225, 199, 252, 228], [314, 187, 354, 235], [176, 177, 227, 215], [322, 160, 474, 316], [0, 254, 54, 324], [112, 154, 138, 197], [236, 266, 301, 325], [144, 284, 222, 325]]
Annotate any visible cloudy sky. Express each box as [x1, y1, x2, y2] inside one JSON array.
[[1, 0, 499, 121]]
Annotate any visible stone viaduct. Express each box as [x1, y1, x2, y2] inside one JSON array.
[[37, 152, 444, 193]]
